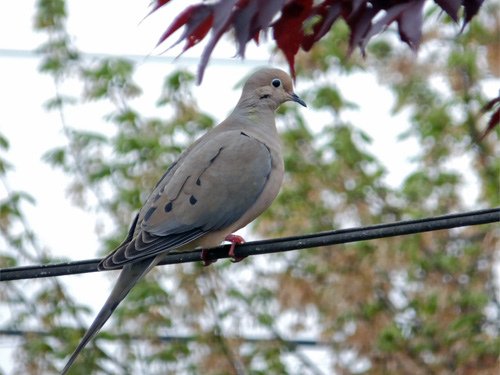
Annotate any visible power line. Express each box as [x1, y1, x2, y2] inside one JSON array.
[[0, 47, 268, 66], [0, 328, 328, 348], [0, 208, 498, 282]]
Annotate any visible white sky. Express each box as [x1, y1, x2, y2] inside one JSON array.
[[0, 1, 495, 374]]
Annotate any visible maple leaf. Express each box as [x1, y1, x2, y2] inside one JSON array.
[[273, 0, 313, 78], [434, 0, 461, 22], [301, 1, 342, 52], [150, 0, 485, 83], [234, 0, 286, 57], [145, 0, 173, 18], [156, 4, 214, 53], [479, 94, 500, 140]]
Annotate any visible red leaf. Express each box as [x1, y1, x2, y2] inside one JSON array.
[[273, 0, 314, 79], [397, 0, 425, 50], [481, 96, 500, 113], [356, 1, 424, 53], [434, 0, 461, 22], [233, 0, 261, 57], [151, 0, 486, 83], [479, 109, 499, 140], [252, 30, 260, 44], [197, 0, 238, 84], [301, 1, 342, 51], [479, 95, 500, 140], [347, 2, 378, 55], [156, 4, 211, 47], [350, 0, 367, 16], [234, 0, 286, 57], [360, 2, 411, 50], [253, 0, 287, 30], [183, 12, 214, 52], [463, 0, 484, 26], [147, 0, 174, 18]]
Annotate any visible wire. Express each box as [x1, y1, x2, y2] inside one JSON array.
[[0, 328, 327, 348], [0, 208, 498, 282], [0, 48, 268, 66]]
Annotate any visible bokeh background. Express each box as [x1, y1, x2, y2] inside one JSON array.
[[0, 1, 498, 374]]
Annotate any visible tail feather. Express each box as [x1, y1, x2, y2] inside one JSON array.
[[61, 256, 159, 374]]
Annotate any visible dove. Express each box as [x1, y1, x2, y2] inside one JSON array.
[[61, 67, 306, 374]]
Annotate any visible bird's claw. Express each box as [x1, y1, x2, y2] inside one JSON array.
[[225, 234, 246, 262], [201, 248, 216, 266], [200, 234, 247, 266]]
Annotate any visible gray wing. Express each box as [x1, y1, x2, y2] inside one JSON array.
[[99, 130, 272, 270]]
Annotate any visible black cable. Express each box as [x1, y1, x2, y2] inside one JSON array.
[[1, 208, 498, 282], [0, 329, 327, 348]]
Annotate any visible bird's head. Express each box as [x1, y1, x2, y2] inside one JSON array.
[[239, 68, 306, 110]]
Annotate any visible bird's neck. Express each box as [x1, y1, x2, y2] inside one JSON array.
[[223, 105, 281, 152], [232, 101, 277, 124]]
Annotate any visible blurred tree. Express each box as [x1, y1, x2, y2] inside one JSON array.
[[0, 0, 498, 374]]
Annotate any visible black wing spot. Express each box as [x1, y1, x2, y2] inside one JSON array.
[[189, 195, 197, 205], [144, 207, 156, 221], [196, 177, 201, 186], [240, 131, 249, 137], [210, 147, 223, 163], [164, 202, 173, 212]]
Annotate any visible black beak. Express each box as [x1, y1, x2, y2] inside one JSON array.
[[290, 93, 307, 107]]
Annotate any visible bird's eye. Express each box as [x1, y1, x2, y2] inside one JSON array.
[[271, 79, 281, 88]]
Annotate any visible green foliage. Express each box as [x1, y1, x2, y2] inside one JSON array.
[[34, 0, 66, 30], [82, 59, 141, 101], [377, 324, 405, 352]]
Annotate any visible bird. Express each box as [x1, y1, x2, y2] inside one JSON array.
[[60, 67, 306, 374]]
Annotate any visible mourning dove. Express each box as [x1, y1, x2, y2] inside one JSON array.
[[61, 67, 306, 374]]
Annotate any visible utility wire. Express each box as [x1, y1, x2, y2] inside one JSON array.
[[0, 48, 268, 66], [0, 329, 327, 348], [1, 208, 498, 282]]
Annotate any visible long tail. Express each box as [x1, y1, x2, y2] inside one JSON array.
[[61, 256, 160, 374]]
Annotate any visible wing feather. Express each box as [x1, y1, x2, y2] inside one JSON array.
[[99, 131, 272, 270]]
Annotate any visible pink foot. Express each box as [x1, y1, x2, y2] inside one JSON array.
[[225, 234, 246, 263], [201, 248, 216, 266]]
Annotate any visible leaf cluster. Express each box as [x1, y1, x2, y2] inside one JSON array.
[[152, 0, 485, 83]]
